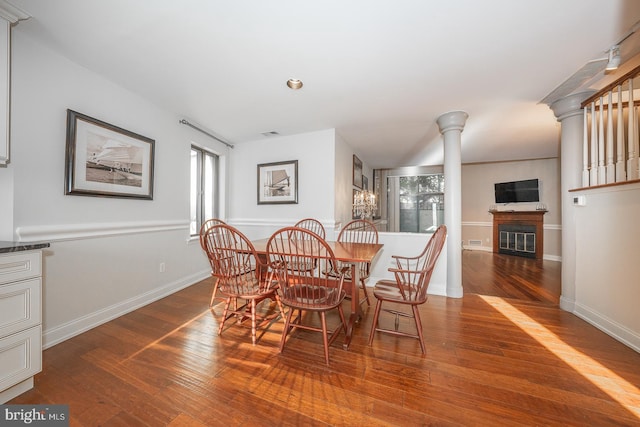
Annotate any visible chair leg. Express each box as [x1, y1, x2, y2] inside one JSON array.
[[360, 278, 371, 306], [412, 305, 426, 354], [279, 308, 294, 353], [368, 298, 383, 346], [209, 278, 220, 307], [250, 299, 257, 346], [274, 294, 286, 321], [320, 312, 330, 366], [218, 297, 232, 335], [337, 305, 348, 334]]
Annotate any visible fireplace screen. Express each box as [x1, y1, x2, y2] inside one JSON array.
[[498, 224, 536, 258]]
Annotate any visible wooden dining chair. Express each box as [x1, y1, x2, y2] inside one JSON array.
[[267, 227, 348, 365], [201, 223, 284, 345], [294, 218, 326, 239], [332, 219, 378, 307], [199, 218, 228, 307], [368, 225, 446, 354], [289, 219, 326, 273]]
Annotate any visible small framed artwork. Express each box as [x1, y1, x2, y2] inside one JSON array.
[[362, 175, 368, 191], [64, 110, 155, 200], [257, 160, 298, 204], [353, 154, 363, 189]]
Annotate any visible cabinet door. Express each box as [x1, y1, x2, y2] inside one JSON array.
[[0, 251, 42, 285], [0, 325, 42, 392], [0, 278, 41, 337]]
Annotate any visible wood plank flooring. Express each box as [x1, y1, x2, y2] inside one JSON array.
[[9, 250, 640, 426]]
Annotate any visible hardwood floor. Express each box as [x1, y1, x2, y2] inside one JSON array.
[[461, 249, 561, 304], [9, 250, 640, 426]]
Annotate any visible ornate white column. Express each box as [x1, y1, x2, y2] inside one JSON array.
[[550, 91, 594, 313], [437, 110, 468, 298]]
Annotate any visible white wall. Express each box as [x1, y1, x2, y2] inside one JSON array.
[[227, 129, 337, 239], [10, 29, 228, 347], [571, 183, 640, 352]]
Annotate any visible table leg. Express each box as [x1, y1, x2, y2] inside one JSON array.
[[343, 262, 363, 350]]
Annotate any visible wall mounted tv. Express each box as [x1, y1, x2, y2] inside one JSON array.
[[494, 179, 539, 203]]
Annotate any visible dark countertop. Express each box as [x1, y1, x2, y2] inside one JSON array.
[[0, 241, 50, 254]]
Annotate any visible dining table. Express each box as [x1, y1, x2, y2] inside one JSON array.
[[251, 238, 383, 350]]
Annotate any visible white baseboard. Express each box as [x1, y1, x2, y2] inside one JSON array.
[[42, 270, 210, 349], [559, 295, 575, 312], [573, 301, 640, 353], [0, 378, 34, 404], [425, 280, 447, 296]]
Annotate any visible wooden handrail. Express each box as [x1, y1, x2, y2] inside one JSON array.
[[569, 178, 640, 192], [590, 100, 640, 111], [581, 63, 640, 107]]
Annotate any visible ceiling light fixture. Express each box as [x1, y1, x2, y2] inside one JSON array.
[[605, 45, 621, 71], [286, 78, 303, 90], [261, 131, 280, 137]]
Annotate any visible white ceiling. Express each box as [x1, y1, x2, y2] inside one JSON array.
[[9, 0, 640, 168]]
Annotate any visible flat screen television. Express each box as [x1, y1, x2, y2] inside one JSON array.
[[494, 179, 539, 203]]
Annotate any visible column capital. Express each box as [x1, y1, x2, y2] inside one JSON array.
[[550, 91, 595, 122], [437, 111, 468, 133]]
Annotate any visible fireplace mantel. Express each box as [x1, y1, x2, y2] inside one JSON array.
[[490, 210, 546, 259]]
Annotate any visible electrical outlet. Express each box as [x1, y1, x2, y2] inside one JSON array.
[[159, 262, 166, 273]]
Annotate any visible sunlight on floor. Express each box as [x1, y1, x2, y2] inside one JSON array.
[[125, 309, 212, 361], [479, 295, 640, 419]]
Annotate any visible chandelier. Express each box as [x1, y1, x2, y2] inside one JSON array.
[[353, 190, 377, 220]]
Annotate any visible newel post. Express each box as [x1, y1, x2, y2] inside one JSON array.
[[437, 110, 468, 298]]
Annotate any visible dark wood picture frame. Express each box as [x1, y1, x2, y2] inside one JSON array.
[[257, 160, 298, 204], [353, 154, 363, 189], [64, 110, 155, 200]]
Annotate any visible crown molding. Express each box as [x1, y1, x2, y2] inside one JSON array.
[[0, 0, 30, 24]]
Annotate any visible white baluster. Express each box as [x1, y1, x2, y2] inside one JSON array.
[[598, 96, 606, 184], [590, 101, 598, 186], [606, 91, 615, 183], [628, 77, 638, 180], [582, 107, 589, 187], [616, 84, 626, 182]]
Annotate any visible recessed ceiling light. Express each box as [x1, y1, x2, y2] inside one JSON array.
[[261, 131, 280, 137], [286, 79, 303, 90]]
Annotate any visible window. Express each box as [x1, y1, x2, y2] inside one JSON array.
[[190, 146, 219, 236], [375, 166, 444, 233], [398, 175, 444, 233]]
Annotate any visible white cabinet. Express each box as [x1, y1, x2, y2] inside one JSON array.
[[0, 2, 31, 165], [0, 249, 43, 403]]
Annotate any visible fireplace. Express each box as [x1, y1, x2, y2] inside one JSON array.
[[490, 210, 546, 259], [498, 224, 536, 258]]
